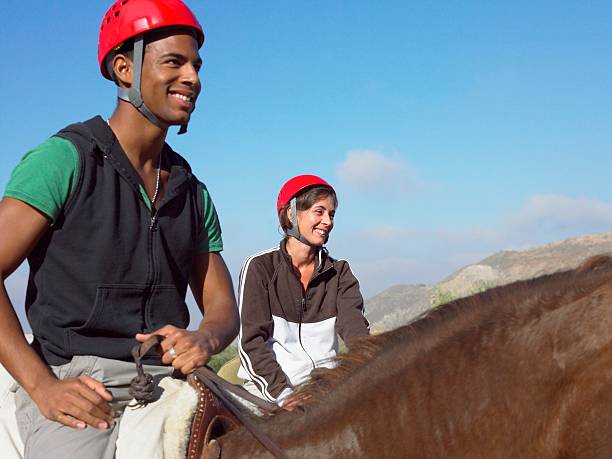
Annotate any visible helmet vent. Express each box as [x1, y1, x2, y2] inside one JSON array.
[[122, 0, 129, 5], [114, 11, 120, 18]]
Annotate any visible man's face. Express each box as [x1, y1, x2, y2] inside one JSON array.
[[139, 31, 202, 127]]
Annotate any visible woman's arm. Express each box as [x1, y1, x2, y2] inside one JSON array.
[[237, 257, 292, 402], [335, 261, 370, 346]]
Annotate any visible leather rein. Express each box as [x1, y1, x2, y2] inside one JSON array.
[[130, 335, 289, 459]]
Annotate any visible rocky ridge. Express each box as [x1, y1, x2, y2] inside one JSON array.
[[366, 232, 612, 331]]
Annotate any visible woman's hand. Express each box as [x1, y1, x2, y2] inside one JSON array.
[[281, 391, 310, 412], [136, 325, 214, 374], [31, 374, 113, 430]]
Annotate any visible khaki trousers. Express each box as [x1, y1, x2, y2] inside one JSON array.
[[14, 355, 173, 459]]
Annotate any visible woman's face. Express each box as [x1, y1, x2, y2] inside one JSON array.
[[296, 195, 336, 246]]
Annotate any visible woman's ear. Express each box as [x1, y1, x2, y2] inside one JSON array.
[[286, 207, 294, 228], [112, 53, 133, 88]]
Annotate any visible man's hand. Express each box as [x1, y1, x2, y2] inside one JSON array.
[[135, 252, 239, 375], [136, 325, 214, 374], [31, 375, 113, 430]]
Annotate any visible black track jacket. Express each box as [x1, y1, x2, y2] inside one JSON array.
[[237, 241, 369, 402]]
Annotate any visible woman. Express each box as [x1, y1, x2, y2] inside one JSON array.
[[237, 175, 370, 407]]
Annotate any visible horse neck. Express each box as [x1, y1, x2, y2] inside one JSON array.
[[220, 262, 612, 457]]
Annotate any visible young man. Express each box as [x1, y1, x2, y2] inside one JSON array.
[[0, 1, 239, 457]]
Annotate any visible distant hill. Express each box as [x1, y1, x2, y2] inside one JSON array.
[[365, 232, 612, 331], [365, 284, 431, 333]]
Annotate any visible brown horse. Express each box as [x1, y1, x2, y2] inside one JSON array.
[[208, 255, 612, 458]]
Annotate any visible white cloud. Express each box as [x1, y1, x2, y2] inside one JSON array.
[[336, 150, 418, 192], [343, 194, 612, 295], [435, 194, 612, 248], [504, 194, 612, 231]]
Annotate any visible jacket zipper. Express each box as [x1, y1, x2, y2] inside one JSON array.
[[289, 250, 334, 371], [297, 295, 316, 370]]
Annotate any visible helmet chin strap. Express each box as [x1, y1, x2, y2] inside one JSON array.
[[116, 34, 189, 135], [285, 198, 327, 248]]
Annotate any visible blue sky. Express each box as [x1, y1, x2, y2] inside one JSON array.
[[2, 1, 612, 328]]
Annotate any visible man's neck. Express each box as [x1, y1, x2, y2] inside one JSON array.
[[107, 103, 167, 169]]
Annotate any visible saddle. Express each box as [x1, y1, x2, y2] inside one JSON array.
[[131, 336, 288, 459], [185, 373, 239, 459]]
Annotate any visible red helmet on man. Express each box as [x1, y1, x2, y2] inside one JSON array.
[[98, 0, 204, 80], [97, 0, 204, 134]]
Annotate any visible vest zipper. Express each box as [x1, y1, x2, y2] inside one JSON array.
[[143, 208, 159, 331], [149, 210, 158, 231]]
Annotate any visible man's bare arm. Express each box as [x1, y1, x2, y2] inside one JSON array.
[[0, 197, 113, 429]]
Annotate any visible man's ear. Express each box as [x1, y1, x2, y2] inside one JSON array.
[[112, 54, 133, 88]]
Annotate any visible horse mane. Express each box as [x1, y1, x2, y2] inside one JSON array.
[[294, 331, 391, 405], [293, 254, 612, 408]]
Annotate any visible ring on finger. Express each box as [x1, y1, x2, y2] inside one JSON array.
[[168, 346, 178, 359]]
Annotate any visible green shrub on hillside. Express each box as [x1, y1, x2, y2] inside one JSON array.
[[431, 281, 496, 308], [208, 345, 238, 372], [431, 288, 457, 308]]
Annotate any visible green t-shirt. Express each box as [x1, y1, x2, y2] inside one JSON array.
[[4, 136, 223, 254]]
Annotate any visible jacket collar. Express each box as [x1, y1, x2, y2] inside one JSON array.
[[279, 239, 334, 275]]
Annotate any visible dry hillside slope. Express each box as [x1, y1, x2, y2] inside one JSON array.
[[366, 232, 612, 331]]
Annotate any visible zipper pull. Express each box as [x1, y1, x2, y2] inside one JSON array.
[[301, 298, 306, 312], [149, 213, 158, 231]]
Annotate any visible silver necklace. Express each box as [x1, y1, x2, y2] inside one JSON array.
[[106, 119, 163, 206], [151, 152, 162, 206]]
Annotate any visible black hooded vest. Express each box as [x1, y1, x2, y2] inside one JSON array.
[[25, 116, 205, 365]]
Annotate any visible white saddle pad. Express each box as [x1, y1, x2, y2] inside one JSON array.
[[116, 376, 198, 459], [0, 361, 23, 459]]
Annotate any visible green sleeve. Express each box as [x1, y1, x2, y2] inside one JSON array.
[[196, 182, 223, 254], [3, 137, 79, 222]]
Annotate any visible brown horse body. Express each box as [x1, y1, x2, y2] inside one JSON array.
[[214, 256, 612, 458]]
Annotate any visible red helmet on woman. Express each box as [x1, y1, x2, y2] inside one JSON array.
[[276, 175, 334, 214], [98, 0, 204, 80], [277, 175, 335, 246]]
